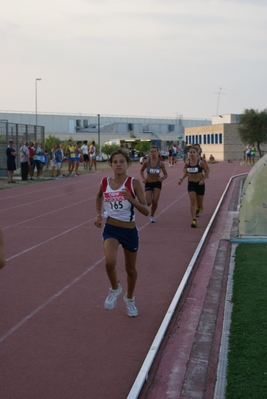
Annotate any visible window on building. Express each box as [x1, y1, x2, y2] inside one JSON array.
[[207, 134, 210, 144], [204, 134, 206, 144], [199, 135, 202, 144], [186, 136, 188, 144], [211, 134, 214, 144], [83, 120, 88, 128], [142, 124, 149, 132], [168, 124, 175, 132], [192, 135, 195, 144], [76, 119, 81, 127], [219, 133, 223, 144], [196, 135, 198, 144], [189, 136, 191, 144], [128, 123, 133, 131], [215, 134, 218, 144]]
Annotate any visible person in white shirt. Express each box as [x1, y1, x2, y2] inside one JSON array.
[[81, 140, 89, 170], [19, 141, 30, 181]]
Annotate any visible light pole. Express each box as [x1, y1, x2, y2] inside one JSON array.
[[97, 114, 100, 149], [35, 78, 42, 127]]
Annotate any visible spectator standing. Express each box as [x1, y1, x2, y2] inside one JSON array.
[[244, 144, 251, 165], [81, 140, 89, 170], [39, 142, 46, 177], [74, 141, 82, 176], [6, 139, 17, 184], [59, 143, 65, 174], [55, 145, 63, 177], [19, 141, 30, 181], [50, 143, 57, 178], [89, 141, 97, 171], [33, 141, 42, 179], [66, 139, 76, 176], [28, 142, 35, 180], [251, 144, 256, 165]]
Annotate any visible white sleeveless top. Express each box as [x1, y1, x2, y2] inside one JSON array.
[[102, 176, 136, 222]]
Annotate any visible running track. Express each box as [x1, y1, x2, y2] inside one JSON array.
[[0, 161, 249, 399]]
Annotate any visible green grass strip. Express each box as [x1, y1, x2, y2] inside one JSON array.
[[225, 243, 267, 399]]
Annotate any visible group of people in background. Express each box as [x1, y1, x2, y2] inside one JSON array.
[[47, 139, 98, 178], [6, 139, 47, 183], [6, 139, 98, 182]]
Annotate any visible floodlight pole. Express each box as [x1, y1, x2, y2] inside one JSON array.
[[98, 114, 100, 148], [35, 78, 42, 127]]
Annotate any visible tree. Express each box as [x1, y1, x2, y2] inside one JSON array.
[[101, 143, 120, 159], [135, 141, 150, 153], [238, 109, 267, 158], [45, 135, 61, 154]]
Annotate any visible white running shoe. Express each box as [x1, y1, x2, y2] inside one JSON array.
[[124, 294, 138, 317], [104, 284, 122, 310], [150, 215, 155, 223]]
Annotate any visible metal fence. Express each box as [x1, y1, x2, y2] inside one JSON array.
[[0, 121, 45, 176]]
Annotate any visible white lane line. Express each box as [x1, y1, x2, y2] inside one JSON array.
[[0, 257, 104, 344], [0, 185, 92, 212], [126, 172, 248, 399], [1, 183, 186, 344], [2, 196, 95, 230], [0, 176, 100, 202], [6, 219, 93, 262], [0, 166, 223, 346]]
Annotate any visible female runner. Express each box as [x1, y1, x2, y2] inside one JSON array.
[[94, 148, 149, 317], [186, 143, 209, 216], [140, 146, 168, 223], [178, 146, 208, 228]]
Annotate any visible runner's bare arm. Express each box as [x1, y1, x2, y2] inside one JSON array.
[[123, 179, 149, 216], [95, 183, 103, 227], [160, 161, 168, 181], [140, 161, 148, 184]]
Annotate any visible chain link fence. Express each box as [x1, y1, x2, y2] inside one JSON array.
[[0, 121, 45, 177]]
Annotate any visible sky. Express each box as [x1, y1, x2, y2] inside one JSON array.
[[1, 0, 267, 119]]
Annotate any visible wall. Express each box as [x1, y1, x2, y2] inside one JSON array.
[[0, 111, 210, 135], [185, 123, 267, 161], [185, 124, 224, 161]]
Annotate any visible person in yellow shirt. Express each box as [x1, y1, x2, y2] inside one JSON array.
[[250, 144, 256, 165], [66, 139, 76, 176]]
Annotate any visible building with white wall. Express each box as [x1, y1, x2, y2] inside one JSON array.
[[0, 111, 211, 147]]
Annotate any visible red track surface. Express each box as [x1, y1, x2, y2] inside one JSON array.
[[0, 161, 250, 399]]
